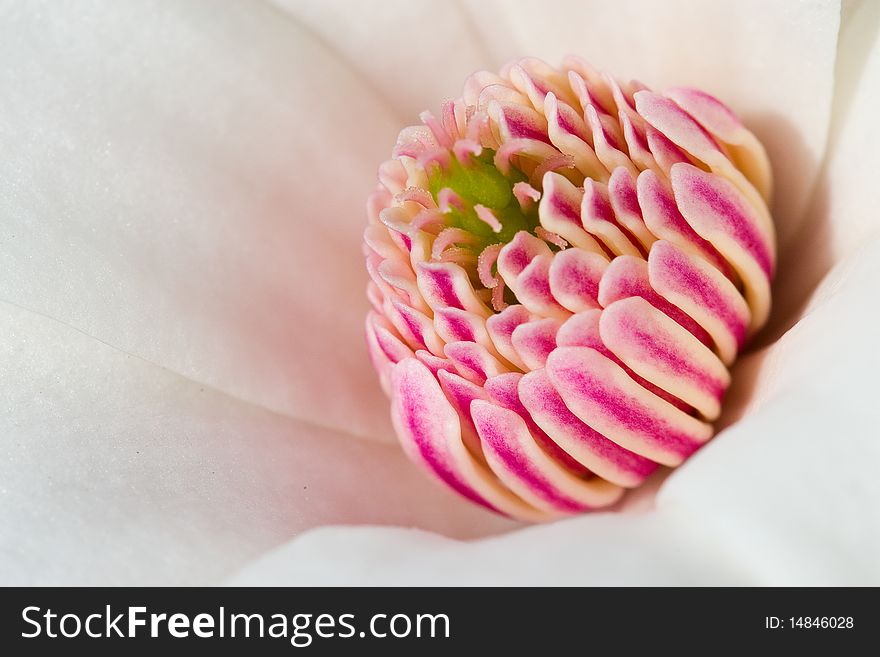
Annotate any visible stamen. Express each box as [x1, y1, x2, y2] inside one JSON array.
[[466, 110, 488, 143], [395, 186, 436, 208], [477, 243, 504, 289], [437, 187, 466, 214], [513, 181, 541, 209], [474, 204, 503, 233], [432, 227, 481, 260], [535, 226, 569, 249], [453, 138, 482, 163], [437, 246, 477, 268], [419, 110, 454, 148], [409, 208, 446, 232], [491, 282, 509, 311], [493, 138, 533, 175], [417, 147, 452, 172], [530, 153, 576, 187], [440, 100, 461, 141]]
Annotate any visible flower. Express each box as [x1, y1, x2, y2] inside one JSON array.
[[4, 0, 879, 585], [364, 57, 775, 520]]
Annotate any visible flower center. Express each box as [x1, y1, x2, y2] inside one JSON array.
[[426, 149, 538, 245]]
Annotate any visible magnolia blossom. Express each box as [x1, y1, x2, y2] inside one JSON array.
[[2, 0, 879, 585], [365, 58, 775, 519]]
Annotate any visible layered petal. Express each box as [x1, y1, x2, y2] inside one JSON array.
[[365, 54, 775, 519]]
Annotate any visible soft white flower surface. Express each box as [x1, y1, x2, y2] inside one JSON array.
[[2, 0, 878, 585]]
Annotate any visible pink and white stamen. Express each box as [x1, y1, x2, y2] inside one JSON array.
[[364, 56, 775, 521]]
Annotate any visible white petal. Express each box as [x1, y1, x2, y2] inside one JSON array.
[[659, 238, 880, 584], [0, 303, 515, 585], [0, 0, 400, 443], [270, 0, 498, 120], [768, 0, 880, 337]]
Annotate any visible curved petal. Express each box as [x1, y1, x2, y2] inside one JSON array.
[[0, 0, 402, 443], [0, 304, 515, 585], [269, 0, 499, 120]]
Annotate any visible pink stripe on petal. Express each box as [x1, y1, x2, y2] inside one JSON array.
[[563, 62, 616, 116], [391, 359, 545, 520], [608, 167, 656, 252], [507, 63, 550, 112], [637, 169, 734, 280], [547, 247, 607, 312], [488, 100, 551, 144], [546, 91, 591, 141], [484, 372, 591, 476], [497, 230, 554, 286], [555, 310, 693, 413], [670, 164, 774, 277], [599, 297, 730, 420], [664, 87, 772, 200], [546, 347, 713, 466], [670, 163, 774, 331], [646, 125, 692, 172], [511, 318, 563, 369], [543, 90, 610, 178], [518, 369, 657, 487], [485, 305, 533, 371], [434, 307, 482, 344], [586, 104, 637, 176], [514, 253, 571, 319], [598, 255, 713, 348], [416, 261, 492, 316], [368, 312, 415, 364], [389, 299, 444, 355], [444, 340, 509, 384], [634, 90, 721, 163], [539, 172, 607, 253], [648, 240, 751, 365], [620, 112, 657, 173], [437, 369, 488, 460], [581, 179, 642, 257], [472, 401, 623, 513]]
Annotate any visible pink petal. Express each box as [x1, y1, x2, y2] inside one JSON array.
[[472, 401, 624, 514], [648, 240, 750, 365], [670, 163, 775, 332], [390, 358, 544, 520], [599, 297, 731, 420], [547, 247, 607, 312], [546, 347, 713, 466], [518, 369, 657, 487]]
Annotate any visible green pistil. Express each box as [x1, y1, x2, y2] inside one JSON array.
[[427, 149, 537, 244]]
